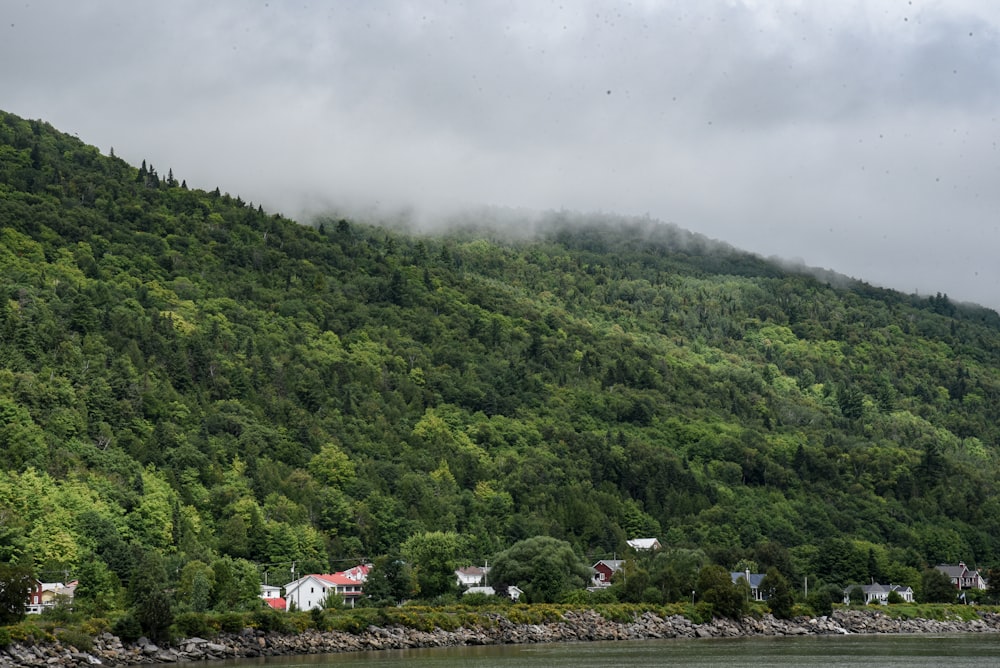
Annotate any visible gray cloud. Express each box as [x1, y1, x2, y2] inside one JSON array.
[[4, 0, 1000, 308]]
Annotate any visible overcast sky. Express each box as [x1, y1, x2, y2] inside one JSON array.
[[4, 1, 1000, 309]]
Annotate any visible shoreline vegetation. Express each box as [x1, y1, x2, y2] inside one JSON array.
[[2, 604, 1000, 667]]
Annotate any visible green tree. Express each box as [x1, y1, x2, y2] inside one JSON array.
[[920, 568, 957, 603], [210, 556, 261, 611], [73, 556, 123, 617], [0, 562, 34, 625], [128, 550, 173, 642], [696, 564, 747, 619], [760, 567, 794, 619], [489, 536, 591, 603], [400, 531, 468, 599], [176, 560, 215, 613], [806, 583, 844, 617], [363, 553, 417, 606]]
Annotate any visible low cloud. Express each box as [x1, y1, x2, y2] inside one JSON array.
[[3, 0, 1000, 308]]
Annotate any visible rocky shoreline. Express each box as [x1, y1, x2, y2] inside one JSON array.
[[4, 608, 1000, 667]]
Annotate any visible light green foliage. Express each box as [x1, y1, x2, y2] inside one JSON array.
[[400, 531, 469, 599], [308, 443, 356, 488], [128, 468, 176, 550], [177, 560, 216, 613]]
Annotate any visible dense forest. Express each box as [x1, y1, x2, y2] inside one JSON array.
[[2, 109, 1000, 617]]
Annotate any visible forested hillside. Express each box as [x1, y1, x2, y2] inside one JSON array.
[[2, 109, 1000, 608]]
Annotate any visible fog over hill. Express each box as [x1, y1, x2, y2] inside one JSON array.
[[4, 1, 1000, 309]]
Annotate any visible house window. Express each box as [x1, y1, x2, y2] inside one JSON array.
[[310, 587, 314, 593]]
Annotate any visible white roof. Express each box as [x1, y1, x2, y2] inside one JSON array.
[[627, 538, 661, 550]]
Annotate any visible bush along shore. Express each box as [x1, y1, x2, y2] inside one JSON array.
[[3, 607, 1000, 667]]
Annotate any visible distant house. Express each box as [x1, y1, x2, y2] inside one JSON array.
[[455, 565, 490, 588], [284, 565, 370, 611], [592, 559, 625, 587], [260, 584, 285, 611], [462, 585, 523, 601], [935, 562, 988, 590], [843, 583, 914, 605], [730, 571, 766, 601], [627, 538, 662, 551], [26, 580, 77, 615]]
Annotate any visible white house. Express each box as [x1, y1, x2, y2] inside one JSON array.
[[455, 565, 490, 588], [284, 566, 370, 611], [627, 538, 662, 551], [463, 585, 523, 601], [843, 583, 915, 605]]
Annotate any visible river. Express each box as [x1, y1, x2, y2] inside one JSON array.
[[193, 634, 1000, 667]]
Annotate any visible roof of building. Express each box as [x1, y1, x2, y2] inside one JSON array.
[[592, 559, 625, 571], [263, 597, 287, 611], [730, 572, 766, 589], [627, 538, 661, 550]]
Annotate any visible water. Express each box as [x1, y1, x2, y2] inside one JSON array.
[[198, 634, 1000, 667]]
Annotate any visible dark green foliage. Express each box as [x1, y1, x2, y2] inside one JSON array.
[[696, 565, 748, 619], [128, 550, 173, 642], [173, 611, 215, 639], [111, 614, 142, 643], [251, 608, 291, 633], [0, 563, 34, 625], [3, 108, 1000, 611], [363, 554, 418, 606], [920, 569, 958, 604], [760, 567, 794, 619], [806, 584, 842, 617]]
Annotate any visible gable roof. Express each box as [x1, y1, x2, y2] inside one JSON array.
[[730, 572, 765, 589], [263, 597, 286, 611], [627, 538, 661, 550], [592, 559, 625, 572], [935, 563, 970, 578]]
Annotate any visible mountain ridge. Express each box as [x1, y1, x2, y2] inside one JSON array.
[[1, 108, 998, 612]]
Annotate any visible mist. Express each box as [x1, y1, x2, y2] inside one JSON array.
[[4, 1, 1000, 309]]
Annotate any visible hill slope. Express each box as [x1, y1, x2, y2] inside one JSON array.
[[2, 109, 999, 600]]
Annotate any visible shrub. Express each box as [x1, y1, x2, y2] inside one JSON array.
[[173, 611, 215, 639], [216, 612, 246, 633], [80, 618, 111, 636], [328, 610, 378, 634], [250, 608, 291, 633], [7, 623, 55, 645], [460, 592, 496, 607], [112, 614, 142, 643], [0, 627, 11, 649], [56, 629, 94, 653]]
